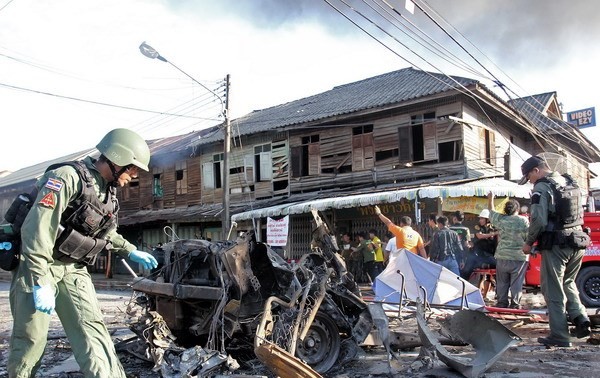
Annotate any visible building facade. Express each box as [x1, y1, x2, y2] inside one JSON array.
[[1, 68, 598, 261]]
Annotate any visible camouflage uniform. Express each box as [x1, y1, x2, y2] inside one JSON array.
[[527, 171, 588, 343], [489, 209, 529, 308]]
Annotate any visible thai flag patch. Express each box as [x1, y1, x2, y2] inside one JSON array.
[[44, 178, 63, 192]]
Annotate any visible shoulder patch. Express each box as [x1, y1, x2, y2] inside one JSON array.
[[44, 178, 64, 192], [39, 192, 56, 208], [531, 191, 541, 205]]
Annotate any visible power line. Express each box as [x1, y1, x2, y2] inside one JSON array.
[[0, 46, 222, 96], [370, 0, 491, 80], [0, 0, 15, 13], [323, 0, 520, 144], [132, 90, 224, 135], [0, 81, 217, 120], [326, 0, 596, 165], [0, 46, 227, 135], [413, 0, 596, 162], [410, 0, 505, 94]]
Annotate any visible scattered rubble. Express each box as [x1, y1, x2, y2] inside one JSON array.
[[121, 210, 528, 378], [0, 212, 599, 378]]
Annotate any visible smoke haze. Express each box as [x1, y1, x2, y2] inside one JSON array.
[[190, 0, 599, 71]]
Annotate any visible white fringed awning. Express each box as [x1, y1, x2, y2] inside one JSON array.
[[418, 178, 532, 199], [231, 178, 532, 221]]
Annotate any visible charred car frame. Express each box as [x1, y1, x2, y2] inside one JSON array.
[[128, 211, 375, 374]]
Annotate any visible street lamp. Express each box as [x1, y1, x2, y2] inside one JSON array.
[[139, 42, 232, 238]]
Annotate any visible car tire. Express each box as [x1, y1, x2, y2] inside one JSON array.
[[576, 266, 600, 307], [295, 312, 340, 373]]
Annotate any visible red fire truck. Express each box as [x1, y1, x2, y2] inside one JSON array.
[[525, 212, 600, 307]]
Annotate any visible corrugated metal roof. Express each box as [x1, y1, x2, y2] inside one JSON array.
[[0, 132, 203, 188], [508, 92, 565, 132], [508, 93, 600, 161], [191, 67, 478, 146], [0, 148, 98, 188], [118, 203, 225, 226], [150, 129, 219, 155], [509, 92, 555, 118], [232, 178, 532, 221]]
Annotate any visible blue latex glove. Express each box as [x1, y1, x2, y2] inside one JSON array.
[[33, 285, 55, 315], [129, 250, 158, 270]]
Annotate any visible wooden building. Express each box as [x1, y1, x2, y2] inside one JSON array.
[[1, 68, 598, 260]]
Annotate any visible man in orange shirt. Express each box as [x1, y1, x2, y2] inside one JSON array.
[[374, 206, 427, 259]]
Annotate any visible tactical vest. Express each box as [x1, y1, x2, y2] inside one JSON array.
[[1, 160, 118, 270], [539, 173, 583, 230], [50, 160, 119, 264]]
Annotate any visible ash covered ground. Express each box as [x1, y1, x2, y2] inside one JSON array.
[[0, 282, 598, 378]]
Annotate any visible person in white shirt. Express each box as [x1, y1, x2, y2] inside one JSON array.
[[384, 236, 398, 263]]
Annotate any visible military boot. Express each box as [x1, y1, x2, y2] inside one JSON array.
[[570, 315, 591, 339]]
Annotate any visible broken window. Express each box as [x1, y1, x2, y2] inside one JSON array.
[[479, 128, 496, 165], [438, 140, 464, 162], [254, 144, 272, 182], [375, 148, 399, 162], [291, 134, 320, 177], [176, 161, 188, 195], [399, 112, 437, 164], [153, 173, 163, 198], [122, 178, 139, 200], [352, 125, 374, 170], [203, 153, 223, 189], [226, 155, 254, 193]]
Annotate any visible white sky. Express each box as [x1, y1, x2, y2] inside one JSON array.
[[1, 0, 599, 172]]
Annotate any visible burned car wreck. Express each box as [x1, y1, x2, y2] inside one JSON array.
[[125, 211, 377, 376]]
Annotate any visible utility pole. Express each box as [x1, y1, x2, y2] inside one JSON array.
[[222, 74, 231, 237], [138, 43, 232, 239]]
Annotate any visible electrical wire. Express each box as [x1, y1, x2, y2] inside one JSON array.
[[0, 81, 214, 119], [322, 0, 530, 161], [132, 90, 224, 136], [369, 0, 491, 80], [0, 0, 15, 13], [0, 47, 201, 93], [413, 0, 596, 162], [324, 0, 596, 168], [369, 0, 589, 161], [0, 44, 228, 138]]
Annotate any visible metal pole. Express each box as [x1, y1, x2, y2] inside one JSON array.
[[222, 74, 231, 237]]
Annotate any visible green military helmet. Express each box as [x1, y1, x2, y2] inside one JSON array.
[[96, 128, 150, 171]]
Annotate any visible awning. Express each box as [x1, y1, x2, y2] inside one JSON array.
[[232, 187, 418, 221], [232, 178, 532, 221], [418, 178, 532, 198]]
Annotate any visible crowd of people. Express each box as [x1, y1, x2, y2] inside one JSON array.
[[338, 155, 592, 349], [339, 202, 530, 309]]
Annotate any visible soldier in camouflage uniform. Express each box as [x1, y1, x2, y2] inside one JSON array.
[[520, 155, 591, 347], [8, 129, 158, 377]]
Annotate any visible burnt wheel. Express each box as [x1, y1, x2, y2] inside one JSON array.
[[576, 266, 600, 307], [296, 312, 340, 373]]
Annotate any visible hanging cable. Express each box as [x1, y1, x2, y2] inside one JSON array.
[[326, 0, 596, 166], [371, 0, 492, 79], [413, 0, 596, 162], [0, 81, 213, 119]]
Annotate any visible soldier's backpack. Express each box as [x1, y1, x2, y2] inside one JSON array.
[[536, 173, 590, 250], [0, 191, 35, 271], [540, 173, 584, 230]]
